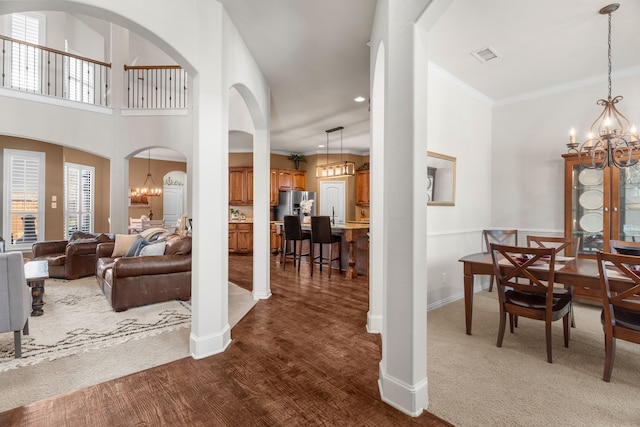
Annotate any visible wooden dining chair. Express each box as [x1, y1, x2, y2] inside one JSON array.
[[610, 240, 640, 256], [483, 229, 518, 292], [527, 235, 580, 328], [142, 219, 165, 230], [526, 235, 580, 257], [282, 215, 311, 273], [490, 243, 572, 363], [595, 251, 640, 382]]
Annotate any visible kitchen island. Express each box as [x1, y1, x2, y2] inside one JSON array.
[[274, 221, 369, 279]]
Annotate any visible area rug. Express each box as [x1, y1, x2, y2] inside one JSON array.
[[0, 277, 191, 372]]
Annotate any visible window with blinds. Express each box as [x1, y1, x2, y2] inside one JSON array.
[[10, 12, 45, 92], [3, 149, 45, 250], [65, 40, 95, 103], [64, 163, 94, 238]]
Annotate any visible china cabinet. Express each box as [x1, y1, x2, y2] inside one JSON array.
[[563, 153, 640, 257]]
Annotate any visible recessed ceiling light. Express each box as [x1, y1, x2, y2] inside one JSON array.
[[354, 96, 366, 103], [318, 144, 325, 148]]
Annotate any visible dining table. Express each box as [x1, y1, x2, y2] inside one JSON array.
[[458, 252, 629, 335]]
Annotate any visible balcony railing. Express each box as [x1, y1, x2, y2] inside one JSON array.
[[125, 65, 188, 109], [0, 34, 111, 107]]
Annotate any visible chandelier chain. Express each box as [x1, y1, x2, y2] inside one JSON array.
[[607, 11, 612, 99]]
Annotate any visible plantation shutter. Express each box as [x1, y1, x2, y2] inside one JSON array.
[[4, 150, 45, 249], [64, 163, 94, 238]]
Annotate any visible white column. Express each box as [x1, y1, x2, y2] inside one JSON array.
[[189, 2, 231, 358], [253, 127, 272, 300], [109, 24, 129, 234], [374, 0, 430, 416]]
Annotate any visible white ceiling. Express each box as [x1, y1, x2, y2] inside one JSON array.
[[220, 0, 376, 155], [136, 0, 640, 160], [426, 0, 640, 103], [221, 0, 640, 154]]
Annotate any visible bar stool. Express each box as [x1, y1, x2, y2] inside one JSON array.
[[282, 215, 311, 272], [310, 216, 342, 277]]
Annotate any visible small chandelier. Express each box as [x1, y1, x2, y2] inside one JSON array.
[[130, 150, 162, 197], [315, 126, 356, 178], [567, 3, 639, 169]]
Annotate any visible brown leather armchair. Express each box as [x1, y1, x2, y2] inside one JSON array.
[[95, 234, 191, 312], [31, 232, 114, 280]]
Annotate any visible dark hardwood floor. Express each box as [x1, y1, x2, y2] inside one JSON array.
[[0, 255, 450, 426]]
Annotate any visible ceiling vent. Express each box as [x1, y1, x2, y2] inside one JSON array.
[[471, 46, 500, 63]]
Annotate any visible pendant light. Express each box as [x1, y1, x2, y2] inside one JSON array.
[[130, 150, 162, 197], [315, 126, 356, 178]]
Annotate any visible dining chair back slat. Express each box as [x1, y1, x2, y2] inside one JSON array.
[[483, 229, 518, 292]]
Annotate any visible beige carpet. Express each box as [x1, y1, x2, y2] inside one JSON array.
[[426, 289, 640, 426], [0, 278, 257, 412]]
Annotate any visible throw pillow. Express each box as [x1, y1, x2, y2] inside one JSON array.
[[138, 240, 166, 256], [140, 227, 166, 241], [133, 237, 164, 256], [111, 234, 138, 257], [124, 235, 145, 257]]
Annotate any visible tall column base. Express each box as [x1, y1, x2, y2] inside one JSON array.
[[378, 363, 429, 417], [190, 324, 231, 359]]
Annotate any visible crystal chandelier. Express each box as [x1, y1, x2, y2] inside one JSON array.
[[130, 150, 162, 197], [315, 126, 356, 178], [566, 3, 639, 169]]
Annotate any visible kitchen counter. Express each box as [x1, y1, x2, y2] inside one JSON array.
[[273, 221, 369, 279]]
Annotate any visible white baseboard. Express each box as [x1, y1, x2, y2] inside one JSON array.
[[189, 324, 231, 359]]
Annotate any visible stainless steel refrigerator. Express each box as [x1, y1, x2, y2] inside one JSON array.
[[276, 190, 316, 222]]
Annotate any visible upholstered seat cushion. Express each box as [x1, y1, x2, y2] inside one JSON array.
[[505, 290, 571, 311], [601, 308, 640, 332]]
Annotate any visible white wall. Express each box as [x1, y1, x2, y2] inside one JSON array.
[[425, 63, 493, 307], [492, 73, 640, 234]]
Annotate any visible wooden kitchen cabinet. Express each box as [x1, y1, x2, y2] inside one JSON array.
[[272, 169, 306, 202], [278, 169, 292, 190], [229, 222, 253, 254], [292, 170, 306, 190], [270, 223, 280, 253], [270, 170, 279, 206], [229, 167, 253, 205], [356, 170, 370, 206]]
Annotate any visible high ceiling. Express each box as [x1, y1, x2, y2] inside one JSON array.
[[427, 0, 640, 103], [220, 0, 376, 155], [221, 0, 640, 155]]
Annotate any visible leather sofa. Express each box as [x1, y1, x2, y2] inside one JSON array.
[[31, 232, 114, 280], [95, 234, 191, 312]]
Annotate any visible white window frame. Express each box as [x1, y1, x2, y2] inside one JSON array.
[[10, 12, 45, 92], [65, 40, 94, 103], [2, 149, 45, 251], [64, 162, 95, 239]]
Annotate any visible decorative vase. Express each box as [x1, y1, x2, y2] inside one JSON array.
[[303, 215, 311, 224], [294, 160, 300, 170]]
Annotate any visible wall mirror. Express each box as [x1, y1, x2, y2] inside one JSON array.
[[427, 151, 456, 206]]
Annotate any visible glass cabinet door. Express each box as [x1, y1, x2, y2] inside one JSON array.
[[618, 164, 640, 243], [570, 165, 605, 255]]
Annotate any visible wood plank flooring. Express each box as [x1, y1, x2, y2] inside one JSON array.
[[0, 256, 450, 426]]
